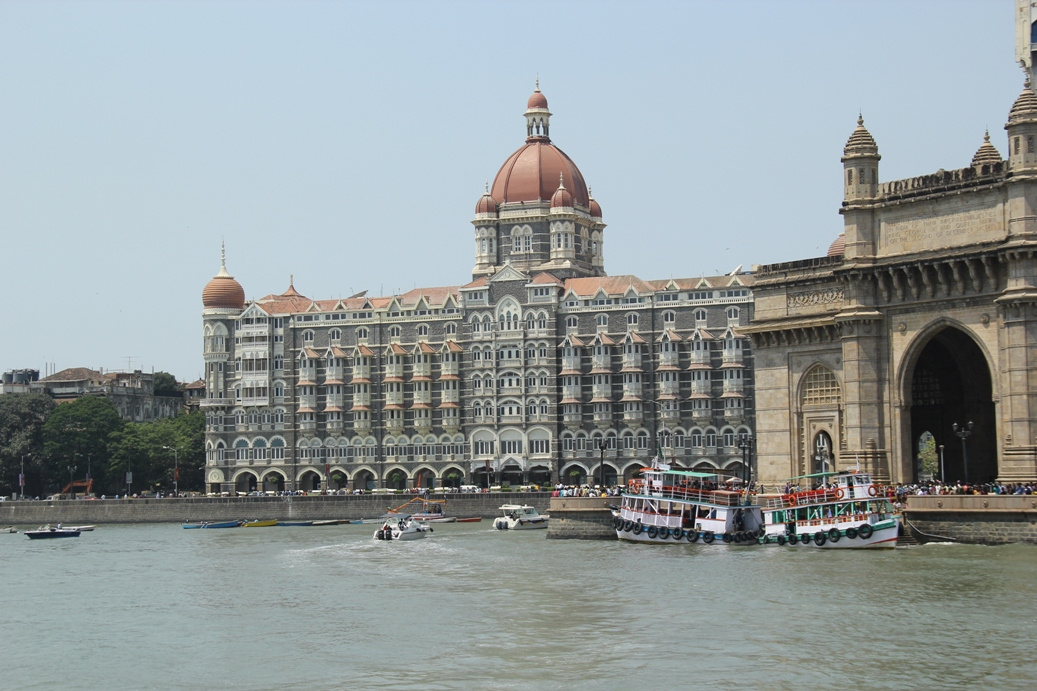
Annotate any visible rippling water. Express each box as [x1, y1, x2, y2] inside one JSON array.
[[2, 523, 1035, 690]]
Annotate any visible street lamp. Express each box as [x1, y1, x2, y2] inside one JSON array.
[[597, 438, 607, 488], [67, 465, 76, 499], [162, 446, 180, 497], [939, 444, 945, 484], [20, 454, 29, 500], [737, 434, 754, 486], [953, 421, 974, 485]]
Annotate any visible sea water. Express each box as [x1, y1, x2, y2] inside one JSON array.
[[2, 523, 1035, 690]]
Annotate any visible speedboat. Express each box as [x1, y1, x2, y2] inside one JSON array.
[[242, 519, 278, 528], [758, 471, 900, 548], [277, 521, 314, 527], [65, 525, 95, 532], [373, 514, 431, 541], [494, 504, 549, 530], [614, 459, 765, 545], [1, 526, 18, 534], [25, 525, 81, 539]]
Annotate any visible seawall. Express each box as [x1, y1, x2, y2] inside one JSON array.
[[545, 496, 616, 540], [0, 493, 550, 526], [904, 495, 1037, 545]]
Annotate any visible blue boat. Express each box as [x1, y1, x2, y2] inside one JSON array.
[[182, 520, 242, 529], [277, 521, 313, 527]]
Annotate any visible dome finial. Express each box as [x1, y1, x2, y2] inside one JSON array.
[[535, 74, 540, 92], [290, 273, 294, 287], [557, 172, 566, 189], [984, 129, 990, 142], [484, 180, 489, 193], [857, 112, 864, 127]]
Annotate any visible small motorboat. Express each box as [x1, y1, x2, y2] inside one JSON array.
[[387, 497, 456, 522], [65, 525, 95, 532], [1, 526, 19, 534], [242, 519, 278, 528], [494, 505, 549, 530], [373, 514, 431, 541], [25, 525, 81, 539], [277, 521, 314, 527], [312, 519, 350, 526], [455, 517, 483, 523], [182, 520, 242, 529]]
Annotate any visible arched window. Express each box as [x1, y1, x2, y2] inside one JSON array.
[[356, 327, 368, 340]]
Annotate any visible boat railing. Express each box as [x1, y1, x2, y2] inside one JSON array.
[[641, 484, 743, 507]]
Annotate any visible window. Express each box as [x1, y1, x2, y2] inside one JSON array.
[[417, 324, 429, 337], [663, 311, 675, 324], [389, 326, 401, 339], [596, 314, 608, 328], [694, 309, 707, 324], [566, 316, 578, 329], [302, 330, 314, 342], [726, 307, 739, 322], [329, 328, 341, 341], [356, 327, 368, 340], [446, 323, 457, 335]]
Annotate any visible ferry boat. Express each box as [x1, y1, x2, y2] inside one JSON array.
[[614, 460, 765, 545], [493, 504, 549, 530], [758, 471, 899, 548]]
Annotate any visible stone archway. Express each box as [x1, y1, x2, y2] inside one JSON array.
[[908, 327, 996, 484]]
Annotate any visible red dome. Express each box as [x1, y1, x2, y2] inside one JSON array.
[[827, 233, 845, 258], [491, 141, 589, 207], [588, 196, 602, 218], [528, 89, 548, 110], [550, 177, 572, 208], [475, 189, 498, 215], [202, 273, 245, 309]]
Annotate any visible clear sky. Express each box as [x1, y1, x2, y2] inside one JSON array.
[[0, 0, 1023, 382]]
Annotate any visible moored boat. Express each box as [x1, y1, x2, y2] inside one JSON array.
[[493, 504, 549, 530], [387, 497, 456, 522], [182, 520, 242, 529], [614, 460, 765, 545], [25, 525, 81, 539], [65, 525, 95, 532], [759, 471, 899, 549], [456, 517, 483, 523], [242, 519, 278, 528], [312, 519, 350, 526], [373, 514, 431, 541], [277, 521, 314, 527], [1, 526, 19, 534]]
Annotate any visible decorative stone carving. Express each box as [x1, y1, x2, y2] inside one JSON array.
[[787, 288, 844, 308]]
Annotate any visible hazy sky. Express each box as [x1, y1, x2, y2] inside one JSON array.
[[0, 1, 1023, 382]]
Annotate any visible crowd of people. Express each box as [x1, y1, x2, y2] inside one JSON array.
[[888, 480, 1037, 497]]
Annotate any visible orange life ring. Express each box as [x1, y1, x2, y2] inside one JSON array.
[[785, 494, 797, 506], [833, 488, 844, 500], [867, 486, 878, 497]]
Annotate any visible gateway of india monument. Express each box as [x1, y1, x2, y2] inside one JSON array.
[[745, 0, 1037, 486]]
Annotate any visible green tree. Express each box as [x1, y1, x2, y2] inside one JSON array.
[[918, 435, 939, 480], [0, 394, 55, 497], [152, 371, 183, 397], [107, 409, 204, 495], [42, 397, 125, 495]]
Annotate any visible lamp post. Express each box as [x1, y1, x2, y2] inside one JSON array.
[[597, 438, 607, 489], [20, 454, 28, 500], [67, 465, 76, 499], [737, 434, 754, 486], [162, 446, 180, 497], [953, 421, 974, 485], [939, 444, 945, 484]]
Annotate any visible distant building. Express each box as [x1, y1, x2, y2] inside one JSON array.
[[32, 367, 183, 422], [0, 368, 40, 394], [184, 379, 206, 410], [201, 86, 757, 495]]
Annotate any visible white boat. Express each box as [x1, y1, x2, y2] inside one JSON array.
[[614, 460, 765, 545], [493, 504, 549, 530], [65, 525, 95, 532], [24, 525, 81, 539], [387, 497, 457, 523], [758, 471, 899, 548], [373, 515, 432, 541], [1, 526, 19, 534]]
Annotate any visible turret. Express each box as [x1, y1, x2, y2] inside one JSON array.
[[842, 115, 880, 203], [1005, 78, 1037, 174]]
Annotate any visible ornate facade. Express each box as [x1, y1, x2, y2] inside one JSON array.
[[201, 87, 756, 493], [745, 79, 1037, 485]]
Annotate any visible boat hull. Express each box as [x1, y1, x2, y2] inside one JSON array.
[[25, 529, 80, 539], [762, 520, 899, 549]]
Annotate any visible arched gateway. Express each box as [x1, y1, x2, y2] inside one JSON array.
[[906, 327, 996, 484]]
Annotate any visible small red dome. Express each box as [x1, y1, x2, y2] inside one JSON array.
[[550, 176, 572, 208], [202, 273, 245, 309], [588, 196, 602, 218], [527, 89, 548, 110], [475, 189, 498, 215]]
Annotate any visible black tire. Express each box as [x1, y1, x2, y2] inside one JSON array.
[[858, 523, 874, 540], [777, 535, 787, 546], [828, 528, 841, 543], [614, 517, 623, 530], [647, 525, 658, 539], [732, 532, 743, 544], [787, 533, 797, 545], [686, 530, 699, 543], [624, 520, 634, 532], [632, 523, 643, 535], [845, 527, 858, 540], [672, 528, 684, 540], [814, 531, 827, 546], [702, 531, 715, 544], [722, 532, 733, 543]]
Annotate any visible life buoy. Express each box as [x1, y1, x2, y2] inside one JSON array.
[[868, 486, 878, 497], [828, 528, 841, 543], [632, 523, 643, 535], [722, 532, 733, 544], [833, 488, 844, 500], [845, 527, 858, 540], [647, 525, 658, 539], [686, 530, 699, 543], [814, 532, 827, 546], [777, 534, 787, 545], [858, 523, 874, 539], [672, 528, 685, 540], [702, 531, 715, 544], [785, 494, 797, 506]]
